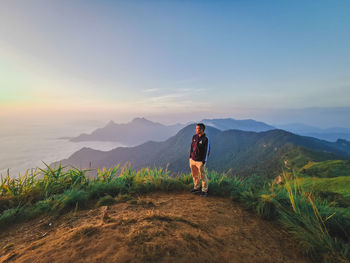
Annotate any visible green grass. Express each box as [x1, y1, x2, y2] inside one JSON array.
[[0, 162, 192, 224], [300, 160, 350, 178], [1, 162, 350, 262], [298, 176, 350, 198], [268, 172, 350, 262], [296, 176, 350, 208]]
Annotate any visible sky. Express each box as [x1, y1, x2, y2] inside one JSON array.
[[1, 0, 350, 127]]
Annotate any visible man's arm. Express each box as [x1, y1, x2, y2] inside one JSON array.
[[202, 137, 209, 164], [189, 135, 193, 158]]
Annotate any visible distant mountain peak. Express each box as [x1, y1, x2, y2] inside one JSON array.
[[70, 117, 186, 144], [106, 120, 116, 126], [200, 118, 275, 132], [131, 117, 166, 127], [132, 117, 152, 123]]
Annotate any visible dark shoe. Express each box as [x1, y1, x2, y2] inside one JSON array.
[[200, 191, 208, 197], [190, 188, 201, 194]]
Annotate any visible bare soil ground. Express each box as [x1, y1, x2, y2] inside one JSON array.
[[0, 192, 312, 263]]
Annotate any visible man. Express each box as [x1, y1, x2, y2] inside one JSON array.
[[189, 123, 210, 197]]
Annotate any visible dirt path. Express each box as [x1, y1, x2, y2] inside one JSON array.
[[0, 192, 311, 263]]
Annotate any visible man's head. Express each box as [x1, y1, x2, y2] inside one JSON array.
[[196, 123, 205, 136]]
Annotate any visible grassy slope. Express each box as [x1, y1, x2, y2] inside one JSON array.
[[298, 176, 350, 198], [300, 160, 350, 178]]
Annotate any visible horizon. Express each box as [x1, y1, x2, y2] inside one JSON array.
[[1, 1, 350, 129], [2, 107, 350, 130]]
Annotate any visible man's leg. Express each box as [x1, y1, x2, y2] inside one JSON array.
[[189, 158, 201, 190], [198, 161, 208, 193]]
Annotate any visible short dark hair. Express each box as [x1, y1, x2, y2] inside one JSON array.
[[196, 123, 205, 131]]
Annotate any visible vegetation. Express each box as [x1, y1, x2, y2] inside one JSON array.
[[299, 160, 350, 178], [1, 162, 350, 263], [296, 176, 350, 208]]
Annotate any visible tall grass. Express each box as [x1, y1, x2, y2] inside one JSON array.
[[245, 170, 350, 262], [0, 162, 192, 226]]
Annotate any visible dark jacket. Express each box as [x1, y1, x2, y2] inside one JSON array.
[[189, 133, 210, 163]]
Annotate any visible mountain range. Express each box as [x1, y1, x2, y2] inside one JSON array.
[[69, 117, 350, 146], [70, 117, 185, 146], [52, 124, 350, 179], [68, 117, 279, 146], [201, 118, 275, 132], [276, 123, 350, 142]]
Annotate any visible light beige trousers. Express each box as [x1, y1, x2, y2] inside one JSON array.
[[189, 158, 208, 192]]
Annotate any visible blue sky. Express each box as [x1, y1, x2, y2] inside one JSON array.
[[0, 0, 349, 127]]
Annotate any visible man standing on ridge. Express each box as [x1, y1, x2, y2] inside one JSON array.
[[189, 123, 210, 197]]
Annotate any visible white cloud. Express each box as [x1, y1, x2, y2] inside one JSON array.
[[142, 88, 160, 93]]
